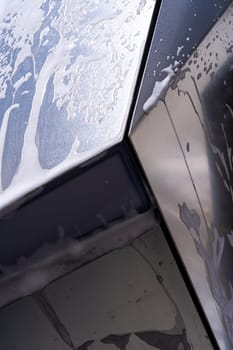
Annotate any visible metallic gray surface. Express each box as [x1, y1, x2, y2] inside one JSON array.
[[130, 0, 232, 128], [0, 0, 155, 210], [0, 226, 213, 350], [131, 4, 233, 350], [0, 211, 156, 307]]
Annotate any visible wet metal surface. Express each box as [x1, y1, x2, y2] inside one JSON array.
[[78, 330, 191, 350], [0, 227, 212, 350], [132, 4, 233, 349], [0, 0, 155, 210], [0, 144, 151, 269], [0, 211, 156, 308], [35, 291, 76, 350], [130, 0, 232, 128]]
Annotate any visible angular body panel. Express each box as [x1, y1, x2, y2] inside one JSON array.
[[132, 4, 233, 349]]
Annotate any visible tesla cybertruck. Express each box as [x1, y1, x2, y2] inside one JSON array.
[[0, 1, 233, 349]]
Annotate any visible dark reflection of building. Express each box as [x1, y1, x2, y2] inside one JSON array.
[[203, 56, 233, 268], [201, 55, 233, 342]]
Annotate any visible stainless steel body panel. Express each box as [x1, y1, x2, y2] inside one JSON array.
[[0, 0, 155, 210], [130, 0, 232, 128], [132, 4, 233, 349]]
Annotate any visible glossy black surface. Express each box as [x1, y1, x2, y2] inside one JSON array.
[[0, 141, 150, 267]]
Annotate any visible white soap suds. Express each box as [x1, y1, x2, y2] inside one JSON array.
[[177, 45, 184, 57], [0, 0, 155, 211], [143, 64, 177, 113]]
